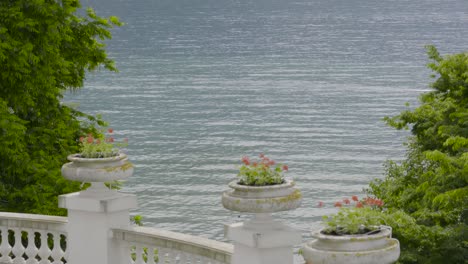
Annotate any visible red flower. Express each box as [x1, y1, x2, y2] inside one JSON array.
[[356, 202, 363, 208], [334, 202, 343, 208], [282, 165, 288, 171], [79, 136, 85, 142], [343, 198, 350, 205], [363, 197, 384, 207], [351, 195, 359, 202], [363, 197, 373, 206], [108, 128, 113, 133], [269, 160, 276, 166], [318, 201, 324, 208], [86, 136, 94, 143], [241, 156, 250, 165], [375, 199, 384, 207]]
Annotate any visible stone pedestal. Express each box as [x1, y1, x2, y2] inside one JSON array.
[[59, 188, 137, 264], [222, 180, 303, 264], [225, 214, 302, 264]]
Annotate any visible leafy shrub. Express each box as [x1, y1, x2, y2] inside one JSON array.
[[368, 46, 468, 263]]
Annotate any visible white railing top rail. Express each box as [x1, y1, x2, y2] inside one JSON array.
[[113, 226, 233, 264], [0, 212, 67, 232]]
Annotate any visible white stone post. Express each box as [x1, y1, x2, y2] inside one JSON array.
[[59, 184, 137, 264], [225, 213, 302, 264], [222, 180, 303, 264], [60, 153, 136, 264]]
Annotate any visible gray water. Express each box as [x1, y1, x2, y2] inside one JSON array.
[[68, 0, 468, 242]]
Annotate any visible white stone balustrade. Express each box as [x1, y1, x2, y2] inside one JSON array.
[[0, 212, 68, 264], [0, 213, 233, 264], [0, 209, 309, 264], [113, 226, 232, 264]]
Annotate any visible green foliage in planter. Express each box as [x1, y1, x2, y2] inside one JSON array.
[[368, 46, 468, 263], [323, 207, 419, 236], [237, 155, 288, 186], [78, 129, 128, 158], [323, 207, 384, 235], [0, 0, 121, 215]]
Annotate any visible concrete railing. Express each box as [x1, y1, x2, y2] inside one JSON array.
[[113, 226, 232, 264], [0, 212, 68, 264], [0, 213, 233, 264]]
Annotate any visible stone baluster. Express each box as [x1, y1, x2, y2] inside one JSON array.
[[0, 227, 13, 263], [145, 246, 156, 264], [12, 228, 26, 264], [25, 230, 39, 264], [134, 244, 144, 264], [50, 232, 65, 264], [38, 231, 52, 264]]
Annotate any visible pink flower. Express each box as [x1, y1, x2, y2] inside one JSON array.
[[269, 160, 276, 166], [363, 197, 383, 207], [86, 136, 94, 143], [107, 137, 114, 143], [108, 128, 113, 133], [282, 165, 288, 171], [334, 202, 343, 208], [79, 136, 84, 142], [241, 156, 250, 165], [317, 201, 324, 207], [375, 199, 384, 207], [259, 153, 265, 158], [343, 198, 350, 205]]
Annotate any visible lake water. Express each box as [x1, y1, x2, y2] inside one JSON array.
[[68, 0, 468, 243]]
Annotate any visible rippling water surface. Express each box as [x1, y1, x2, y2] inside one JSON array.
[[68, 0, 467, 242]]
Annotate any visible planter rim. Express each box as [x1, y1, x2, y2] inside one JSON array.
[[312, 226, 392, 241], [228, 179, 295, 191], [67, 153, 127, 163]]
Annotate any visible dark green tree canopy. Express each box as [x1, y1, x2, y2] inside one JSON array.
[[0, 0, 120, 215], [370, 46, 467, 263]]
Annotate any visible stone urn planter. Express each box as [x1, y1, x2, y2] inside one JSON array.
[[222, 179, 302, 213], [61, 153, 134, 197], [222, 179, 303, 264], [302, 226, 400, 264], [222, 155, 303, 264]]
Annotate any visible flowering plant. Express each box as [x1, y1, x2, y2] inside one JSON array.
[[319, 196, 386, 235], [78, 128, 128, 158], [237, 154, 288, 186]]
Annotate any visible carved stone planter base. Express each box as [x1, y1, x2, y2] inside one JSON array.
[[302, 227, 400, 264]]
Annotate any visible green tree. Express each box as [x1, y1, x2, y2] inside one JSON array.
[[0, 0, 121, 215], [369, 46, 468, 263]]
